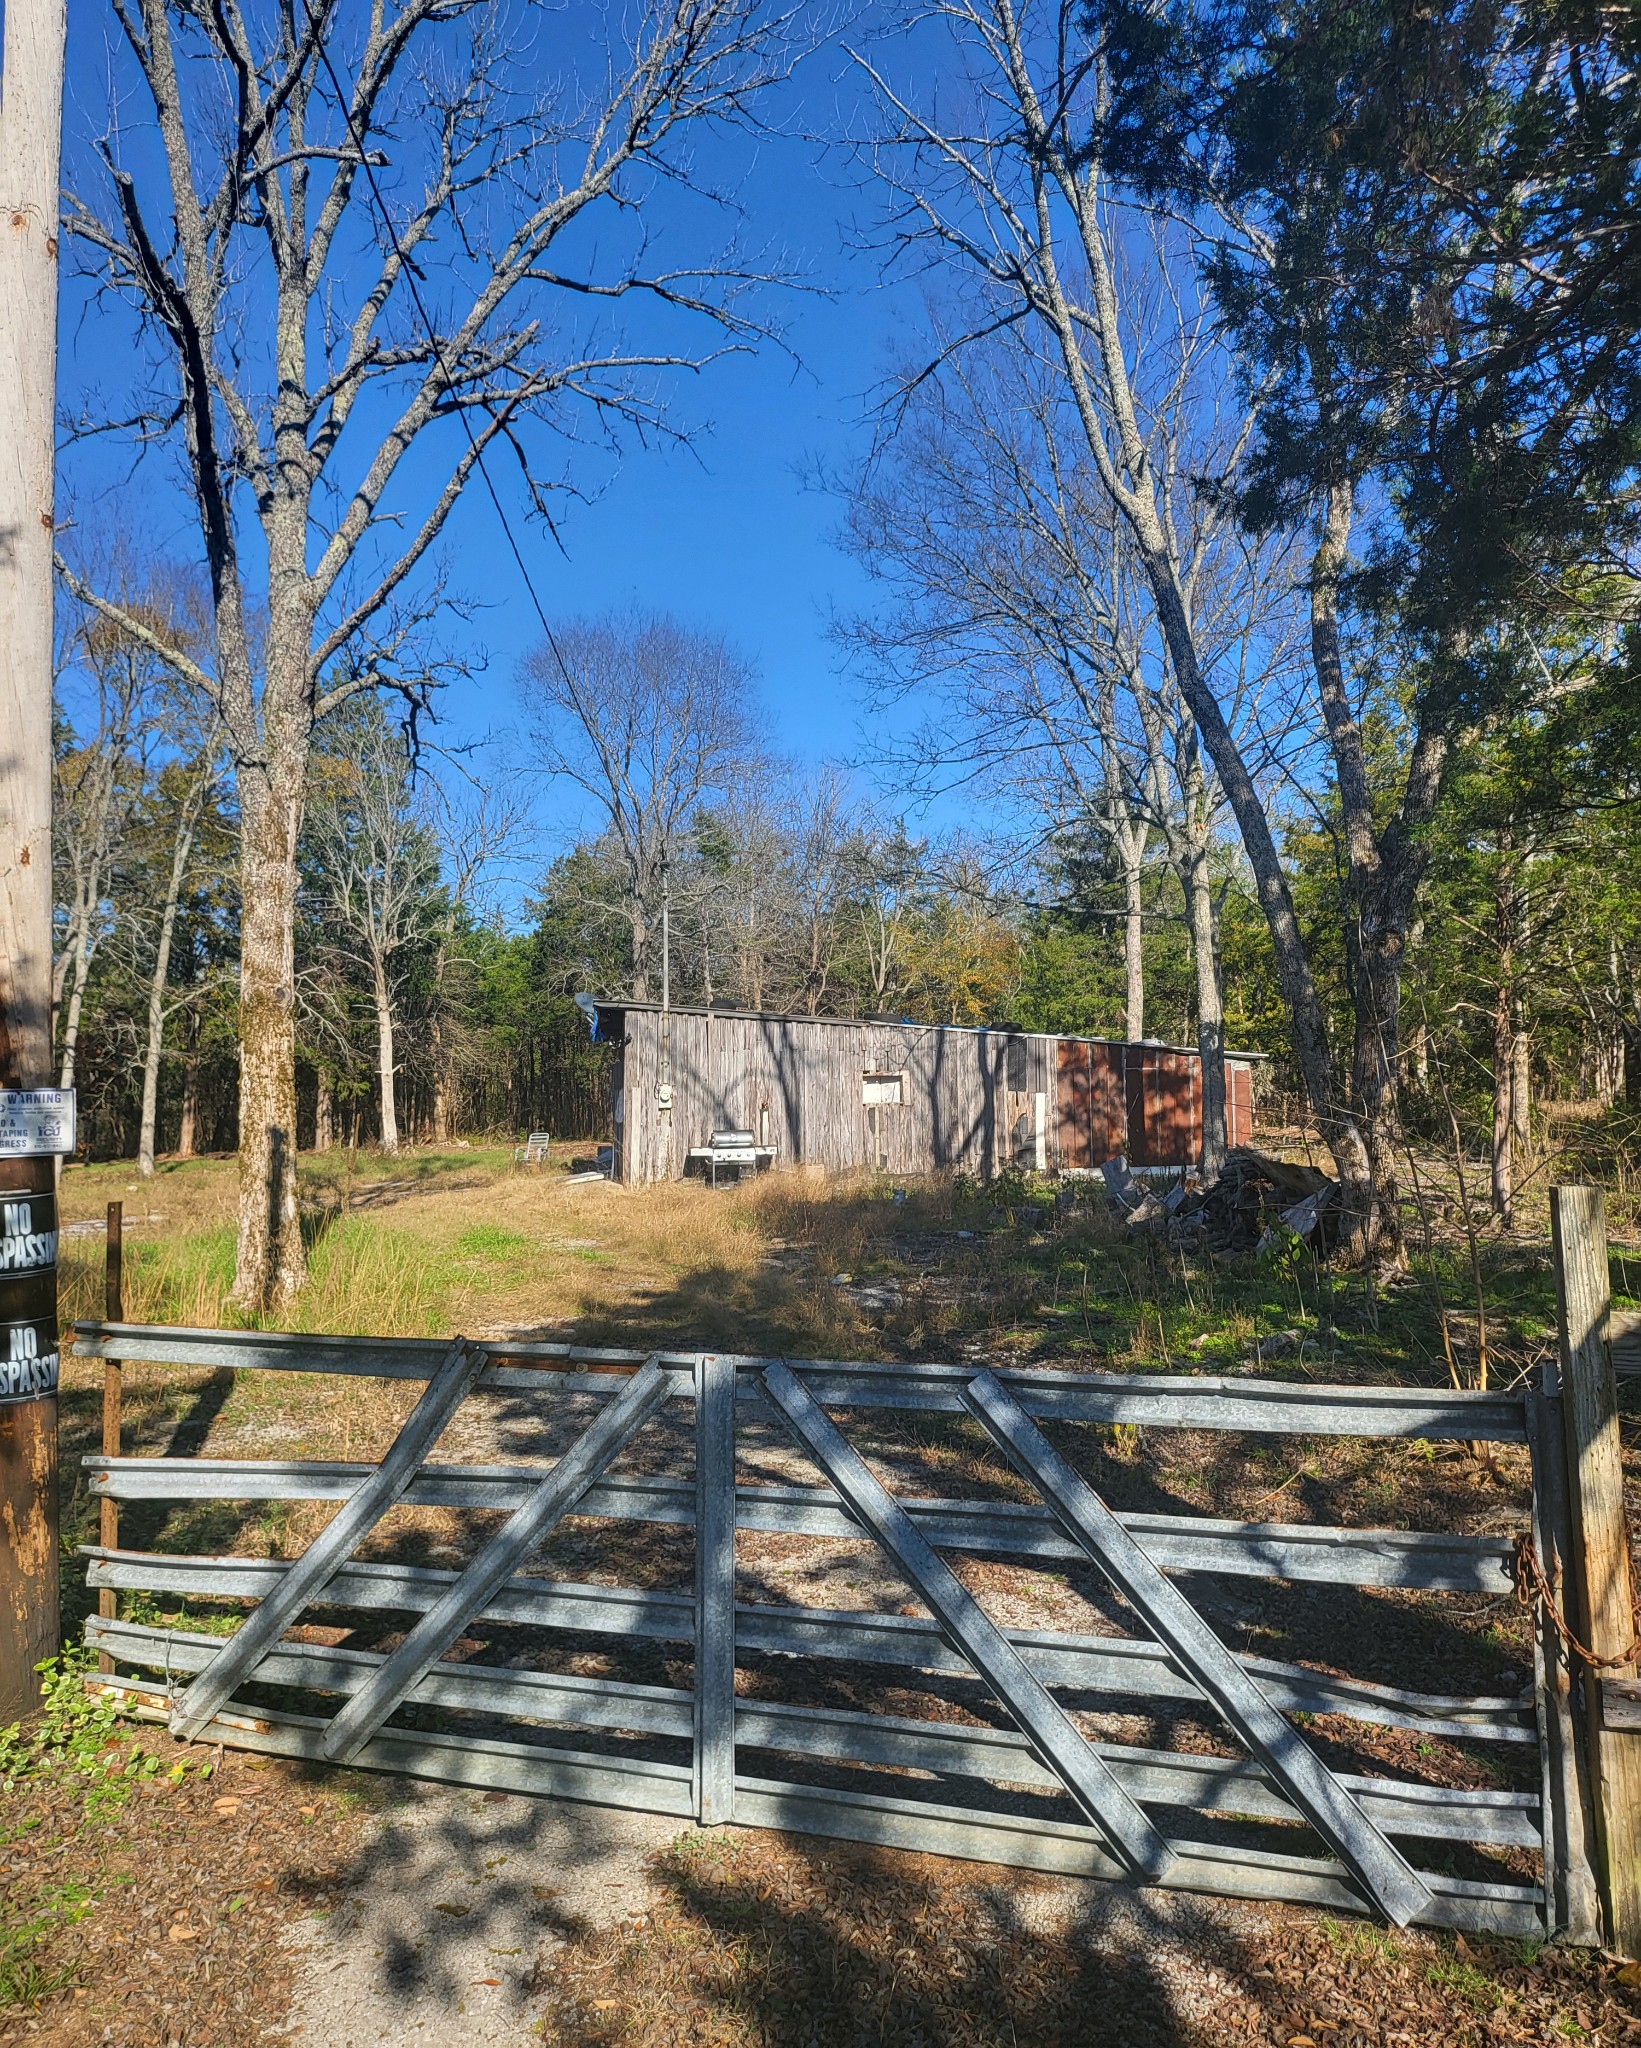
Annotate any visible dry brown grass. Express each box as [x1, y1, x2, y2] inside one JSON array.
[[52, 1153, 946, 1574], [55, 1152, 898, 1347]]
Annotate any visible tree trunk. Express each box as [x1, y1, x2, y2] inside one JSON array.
[[1118, 465, 1372, 1229], [373, 956, 399, 1156], [138, 812, 196, 1177], [631, 903, 650, 1002], [230, 763, 306, 1310], [1491, 983, 1514, 1227], [314, 1068, 335, 1152], [1039, 188, 1368, 1230], [1490, 854, 1520, 1226], [1511, 1010, 1531, 1154], [1308, 484, 1451, 1261], [429, 1021, 451, 1145], [177, 1005, 200, 1158], [1183, 849, 1227, 1179], [57, 935, 94, 1090], [1348, 904, 1408, 1251], [1122, 835, 1145, 1043]]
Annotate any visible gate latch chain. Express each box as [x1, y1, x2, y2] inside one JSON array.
[[1512, 1531, 1641, 1672]]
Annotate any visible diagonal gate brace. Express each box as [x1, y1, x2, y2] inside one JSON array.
[[171, 1338, 490, 1741], [321, 1357, 675, 1764], [960, 1369, 1436, 1928], [760, 1361, 1176, 1884]]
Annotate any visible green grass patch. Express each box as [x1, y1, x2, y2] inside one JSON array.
[[0, 1880, 95, 2009], [1425, 1948, 1499, 2010], [120, 1592, 245, 1637], [63, 1214, 468, 1337], [454, 1222, 533, 1262]]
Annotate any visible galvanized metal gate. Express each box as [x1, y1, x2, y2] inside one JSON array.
[[76, 1323, 1590, 1939]]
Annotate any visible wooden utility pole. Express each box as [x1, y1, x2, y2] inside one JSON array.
[[1552, 1185, 1641, 1957], [0, 0, 68, 1724]]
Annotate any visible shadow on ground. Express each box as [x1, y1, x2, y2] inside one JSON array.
[[538, 1828, 1266, 2047]]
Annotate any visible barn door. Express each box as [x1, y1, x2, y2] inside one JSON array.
[[759, 1361, 1437, 1928]]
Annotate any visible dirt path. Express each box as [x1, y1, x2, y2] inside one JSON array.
[[279, 1785, 679, 2046]]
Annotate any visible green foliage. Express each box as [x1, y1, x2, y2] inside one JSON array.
[[1098, 0, 1641, 656], [0, 1651, 126, 1792], [0, 1650, 211, 1822], [0, 1879, 96, 2010]]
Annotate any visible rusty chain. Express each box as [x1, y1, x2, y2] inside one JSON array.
[[1512, 1530, 1641, 1673]]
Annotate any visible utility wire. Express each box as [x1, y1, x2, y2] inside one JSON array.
[[299, 0, 578, 687]]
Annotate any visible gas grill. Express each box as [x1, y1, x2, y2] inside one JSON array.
[[686, 1128, 776, 1187]]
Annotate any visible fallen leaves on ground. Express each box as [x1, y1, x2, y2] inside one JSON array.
[[0, 1734, 376, 2048], [536, 1830, 1641, 2048]]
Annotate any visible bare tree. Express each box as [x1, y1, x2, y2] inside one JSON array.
[[845, 311, 1302, 1171], [840, 821, 928, 1013], [521, 613, 763, 998], [781, 768, 860, 1015], [856, 3, 1383, 1236], [135, 728, 226, 1176], [422, 753, 534, 1142], [63, 0, 799, 1305], [53, 606, 167, 1087], [307, 707, 440, 1155]]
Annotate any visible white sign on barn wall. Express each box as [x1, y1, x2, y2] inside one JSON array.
[[0, 1088, 76, 1157]]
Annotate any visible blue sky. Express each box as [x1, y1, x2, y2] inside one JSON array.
[[54, 9, 937, 845]]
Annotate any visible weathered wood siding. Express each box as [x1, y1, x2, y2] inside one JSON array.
[[600, 1005, 1256, 1186], [611, 1008, 1021, 1185]]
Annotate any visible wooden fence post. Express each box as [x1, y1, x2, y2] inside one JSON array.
[[98, 1202, 124, 1671], [693, 1353, 736, 1826], [1552, 1184, 1641, 1955], [1525, 1386, 1602, 1944]]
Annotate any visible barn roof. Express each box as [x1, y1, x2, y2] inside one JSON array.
[[585, 998, 1266, 1062]]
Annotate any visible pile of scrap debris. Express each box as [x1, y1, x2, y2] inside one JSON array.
[[1101, 1148, 1338, 1257]]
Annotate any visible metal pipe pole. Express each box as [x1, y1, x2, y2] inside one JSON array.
[[0, 0, 69, 1721]]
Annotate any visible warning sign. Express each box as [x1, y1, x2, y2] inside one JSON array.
[[0, 1089, 76, 1157]]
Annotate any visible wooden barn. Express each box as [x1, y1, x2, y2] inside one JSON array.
[[588, 1001, 1258, 1187]]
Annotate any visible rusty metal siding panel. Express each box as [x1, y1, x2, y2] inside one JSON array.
[[1229, 1062, 1254, 1148], [1124, 1048, 1153, 1165], [1180, 1052, 1201, 1165], [1089, 1043, 1126, 1160], [1057, 1040, 1127, 1170], [1126, 1048, 1194, 1168], [1057, 1041, 1091, 1170], [1161, 1052, 1195, 1166]]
